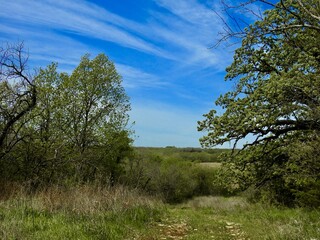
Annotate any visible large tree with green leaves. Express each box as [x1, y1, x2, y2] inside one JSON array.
[[59, 54, 132, 182], [61, 54, 130, 153], [2, 53, 132, 186], [199, 0, 320, 206]]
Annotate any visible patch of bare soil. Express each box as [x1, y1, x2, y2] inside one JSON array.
[[157, 220, 190, 240], [224, 221, 248, 240]]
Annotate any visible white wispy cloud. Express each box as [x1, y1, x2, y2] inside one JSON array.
[[151, 0, 231, 69], [154, 0, 221, 28], [0, 23, 170, 91], [116, 64, 170, 89], [0, 23, 92, 70], [0, 0, 171, 59], [1, 0, 232, 69]]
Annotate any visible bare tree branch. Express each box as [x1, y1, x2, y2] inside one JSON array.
[[0, 42, 37, 155]]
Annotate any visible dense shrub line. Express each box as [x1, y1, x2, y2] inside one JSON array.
[[121, 155, 230, 203]]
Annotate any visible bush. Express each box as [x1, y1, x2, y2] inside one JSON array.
[[220, 136, 320, 208], [122, 155, 229, 203], [194, 167, 231, 197]]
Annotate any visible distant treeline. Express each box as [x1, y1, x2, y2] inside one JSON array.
[[134, 147, 231, 163]]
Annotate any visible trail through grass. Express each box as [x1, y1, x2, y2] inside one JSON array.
[[1, 188, 319, 239], [140, 196, 320, 240]]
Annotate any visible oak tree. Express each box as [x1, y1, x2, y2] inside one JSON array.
[[199, 0, 320, 206]]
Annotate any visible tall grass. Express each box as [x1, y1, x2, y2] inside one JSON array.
[[0, 183, 164, 239]]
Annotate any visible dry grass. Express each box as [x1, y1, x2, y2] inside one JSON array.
[[32, 185, 159, 214], [0, 181, 24, 201], [0, 183, 164, 239], [0, 183, 160, 215]]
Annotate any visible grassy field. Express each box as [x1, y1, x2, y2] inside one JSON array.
[[1, 147, 319, 239], [1, 186, 319, 239], [157, 197, 320, 240]]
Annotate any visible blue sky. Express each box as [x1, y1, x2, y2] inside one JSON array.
[[0, 0, 263, 147]]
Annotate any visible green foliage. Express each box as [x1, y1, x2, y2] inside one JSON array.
[[194, 167, 230, 197], [217, 134, 320, 207], [199, 0, 320, 147], [134, 147, 229, 162], [199, 0, 320, 206], [122, 152, 229, 203], [60, 54, 130, 153], [0, 53, 132, 187]]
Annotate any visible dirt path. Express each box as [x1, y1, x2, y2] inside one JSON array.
[[136, 209, 249, 240], [157, 221, 189, 240], [224, 221, 248, 240], [156, 220, 248, 240]]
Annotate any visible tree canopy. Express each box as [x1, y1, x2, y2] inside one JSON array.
[[198, 0, 320, 206], [0, 49, 132, 187]]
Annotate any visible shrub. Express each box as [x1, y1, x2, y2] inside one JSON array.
[[122, 155, 230, 203]]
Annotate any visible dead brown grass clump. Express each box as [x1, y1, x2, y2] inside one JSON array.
[[0, 183, 162, 215]]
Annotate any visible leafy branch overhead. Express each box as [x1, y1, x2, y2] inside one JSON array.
[[199, 0, 320, 149]]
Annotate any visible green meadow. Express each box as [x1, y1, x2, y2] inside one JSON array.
[[1, 147, 319, 240]]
